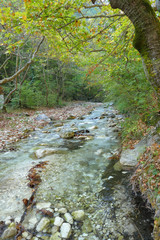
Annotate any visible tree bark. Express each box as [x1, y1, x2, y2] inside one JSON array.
[[109, 0, 160, 100]]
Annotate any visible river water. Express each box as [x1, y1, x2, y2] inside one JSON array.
[[0, 103, 153, 240]]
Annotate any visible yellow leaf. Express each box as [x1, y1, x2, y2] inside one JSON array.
[[23, 15, 27, 20]]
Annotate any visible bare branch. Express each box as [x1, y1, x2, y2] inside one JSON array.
[[0, 36, 45, 85], [56, 13, 125, 31], [89, 49, 107, 53], [83, 4, 107, 8], [70, 16, 121, 51], [0, 56, 11, 70]]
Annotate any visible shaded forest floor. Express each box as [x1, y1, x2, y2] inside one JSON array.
[[0, 101, 100, 151]]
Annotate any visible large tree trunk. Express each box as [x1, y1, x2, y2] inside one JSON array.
[[109, 0, 160, 100]]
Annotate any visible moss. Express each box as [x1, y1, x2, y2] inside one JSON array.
[[113, 161, 122, 171]]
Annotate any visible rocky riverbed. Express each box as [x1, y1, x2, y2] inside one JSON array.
[[0, 103, 153, 240]]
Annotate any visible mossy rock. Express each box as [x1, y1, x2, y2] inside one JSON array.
[[113, 161, 123, 171]]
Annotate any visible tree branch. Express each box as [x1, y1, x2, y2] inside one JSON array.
[[0, 56, 11, 70], [56, 13, 125, 31], [83, 4, 107, 8], [0, 36, 45, 85]]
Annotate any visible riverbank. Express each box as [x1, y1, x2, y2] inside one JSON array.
[[0, 102, 100, 151], [118, 120, 160, 240]]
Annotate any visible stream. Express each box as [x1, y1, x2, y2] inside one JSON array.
[[0, 103, 153, 240]]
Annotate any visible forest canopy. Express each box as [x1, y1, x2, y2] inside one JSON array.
[[0, 0, 160, 123]]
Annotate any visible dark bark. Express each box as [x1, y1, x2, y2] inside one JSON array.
[[109, 0, 160, 99]]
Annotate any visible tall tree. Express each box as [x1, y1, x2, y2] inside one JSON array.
[[107, 0, 160, 100]]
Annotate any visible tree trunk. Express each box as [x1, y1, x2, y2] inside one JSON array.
[[109, 0, 160, 100]]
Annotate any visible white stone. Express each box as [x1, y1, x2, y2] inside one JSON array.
[[58, 208, 67, 214], [64, 213, 73, 224], [36, 217, 50, 232], [36, 202, 51, 210], [60, 223, 72, 239], [54, 217, 64, 227]]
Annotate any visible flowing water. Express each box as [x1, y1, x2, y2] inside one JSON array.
[[0, 103, 153, 240]]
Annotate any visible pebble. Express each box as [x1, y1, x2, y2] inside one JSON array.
[[64, 213, 73, 224], [36, 217, 50, 232], [60, 223, 72, 239], [54, 217, 64, 227]]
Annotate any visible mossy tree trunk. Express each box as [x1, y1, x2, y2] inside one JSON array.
[[109, 0, 160, 101]]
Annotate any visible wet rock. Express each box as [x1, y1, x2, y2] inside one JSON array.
[[64, 213, 73, 224], [36, 202, 51, 210], [36, 114, 51, 122], [60, 223, 72, 239], [89, 125, 98, 130], [36, 217, 50, 232], [60, 130, 75, 139], [113, 127, 120, 132], [109, 123, 117, 127], [75, 135, 94, 140], [72, 210, 85, 221], [94, 149, 103, 156], [54, 123, 64, 127], [110, 113, 116, 118], [1, 223, 17, 239], [50, 232, 61, 240], [35, 148, 67, 158], [54, 217, 64, 227], [67, 115, 76, 120]]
